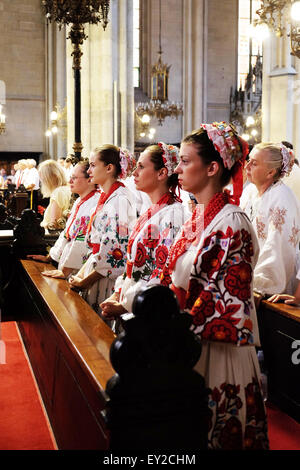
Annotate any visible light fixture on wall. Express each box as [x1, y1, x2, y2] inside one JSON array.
[[242, 111, 262, 144], [45, 104, 67, 140], [42, 0, 110, 161], [0, 105, 6, 135], [135, 0, 183, 125], [254, 0, 300, 58], [135, 113, 151, 139]]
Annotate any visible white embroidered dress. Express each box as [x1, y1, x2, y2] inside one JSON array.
[[116, 200, 189, 313], [162, 196, 268, 449], [49, 190, 100, 275], [82, 185, 136, 312], [240, 181, 300, 296]]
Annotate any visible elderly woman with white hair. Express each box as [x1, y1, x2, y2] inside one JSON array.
[[240, 142, 300, 302]]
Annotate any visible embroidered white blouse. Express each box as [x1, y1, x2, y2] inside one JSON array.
[[240, 180, 300, 295], [167, 203, 261, 346], [84, 185, 137, 279], [49, 190, 100, 272], [116, 201, 189, 313]]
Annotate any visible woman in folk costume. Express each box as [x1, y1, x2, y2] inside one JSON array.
[[160, 123, 269, 450], [100, 143, 189, 320], [28, 160, 100, 279], [240, 143, 300, 303], [68, 145, 136, 319]]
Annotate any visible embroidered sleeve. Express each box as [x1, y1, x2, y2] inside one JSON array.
[[49, 229, 68, 263], [186, 215, 257, 346], [253, 204, 300, 295]]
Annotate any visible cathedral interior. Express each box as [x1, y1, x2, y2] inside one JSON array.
[[0, 0, 300, 454]]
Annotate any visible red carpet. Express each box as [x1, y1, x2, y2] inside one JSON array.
[[266, 402, 300, 450], [0, 321, 57, 450]]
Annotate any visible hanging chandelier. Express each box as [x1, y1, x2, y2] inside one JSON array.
[[254, 1, 300, 58], [42, 1, 110, 31], [135, 0, 183, 126], [42, 0, 110, 69]]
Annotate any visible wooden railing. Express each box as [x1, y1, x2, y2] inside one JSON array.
[[16, 260, 116, 450]]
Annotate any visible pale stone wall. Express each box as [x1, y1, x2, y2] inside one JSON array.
[[261, 29, 300, 157], [0, 0, 45, 153], [183, 0, 239, 136], [206, 0, 239, 125], [137, 0, 238, 146]]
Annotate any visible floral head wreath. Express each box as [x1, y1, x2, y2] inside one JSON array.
[[200, 121, 249, 205], [119, 148, 136, 179], [157, 142, 180, 176], [279, 144, 294, 178]]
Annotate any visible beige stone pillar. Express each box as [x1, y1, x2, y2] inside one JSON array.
[[183, 0, 239, 136], [183, 0, 206, 135], [261, 27, 297, 146]]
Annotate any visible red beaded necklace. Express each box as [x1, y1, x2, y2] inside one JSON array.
[[163, 191, 230, 274]]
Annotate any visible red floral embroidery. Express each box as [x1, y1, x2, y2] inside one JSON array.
[[241, 228, 251, 244], [143, 224, 160, 249], [117, 223, 129, 238], [201, 244, 225, 278], [201, 318, 238, 343], [207, 378, 269, 450], [224, 261, 252, 301], [112, 248, 123, 261], [222, 383, 241, 400], [160, 271, 172, 286], [245, 381, 266, 422], [186, 279, 203, 310], [134, 242, 147, 267], [190, 290, 215, 326], [219, 416, 243, 450], [229, 230, 241, 250], [155, 245, 169, 269]]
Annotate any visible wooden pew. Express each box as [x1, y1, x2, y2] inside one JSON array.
[[16, 259, 116, 450], [14, 260, 209, 451], [257, 295, 300, 422]]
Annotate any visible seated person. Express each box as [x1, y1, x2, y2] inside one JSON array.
[[240, 142, 300, 303], [28, 160, 100, 279], [38, 159, 71, 231]]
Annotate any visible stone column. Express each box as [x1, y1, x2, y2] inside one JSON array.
[[261, 26, 298, 148], [183, 0, 206, 135], [119, 0, 134, 150], [45, 23, 67, 160]]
